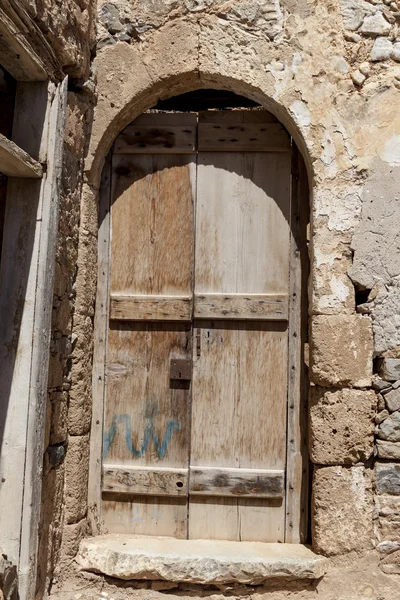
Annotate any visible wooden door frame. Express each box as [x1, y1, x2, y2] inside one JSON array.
[[88, 120, 310, 544]]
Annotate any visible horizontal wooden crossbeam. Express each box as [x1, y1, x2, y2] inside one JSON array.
[[110, 295, 192, 321], [102, 466, 188, 497], [194, 294, 288, 320], [189, 467, 285, 499]]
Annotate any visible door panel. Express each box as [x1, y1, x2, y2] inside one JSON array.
[[110, 153, 195, 297], [103, 114, 196, 537], [195, 152, 290, 295], [189, 321, 288, 541], [102, 110, 296, 542]]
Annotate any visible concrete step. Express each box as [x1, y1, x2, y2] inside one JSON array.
[[77, 535, 329, 585]]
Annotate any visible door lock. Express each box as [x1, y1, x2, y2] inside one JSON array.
[[170, 358, 192, 381]]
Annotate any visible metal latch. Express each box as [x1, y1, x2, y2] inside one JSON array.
[[170, 358, 192, 380]]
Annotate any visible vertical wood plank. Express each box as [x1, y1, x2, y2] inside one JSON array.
[[0, 81, 51, 574], [285, 144, 310, 543], [110, 154, 195, 297], [88, 152, 112, 534], [19, 78, 68, 600], [104, 118, 196, 537], [195, 152, 290, 295]]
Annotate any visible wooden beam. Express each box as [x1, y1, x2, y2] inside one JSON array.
[[110, 295, 193, 321], [189, 467, 285, 499], [285, 144, 310, 544], [18, 78, 67, 600], [114, 124, 196, 154], [88, 154, 112, 535], [103, 466, 189, 497], [194, 294, 288, 320], [0, 5, 62, 81], [198, 123, 290, 152], [0, 134, 42, 178]]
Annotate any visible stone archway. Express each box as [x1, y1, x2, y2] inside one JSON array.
[[75, 22, 375, 562]]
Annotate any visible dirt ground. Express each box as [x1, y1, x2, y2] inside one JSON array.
[[49, 551, 400, 600]]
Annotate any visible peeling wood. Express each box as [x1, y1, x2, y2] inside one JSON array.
[[189, 467, 284, 498], [110, 295, 192, 322], [0, 4, 62, 81], [103, 466, 188, 497], [0, 134, 43, 178]]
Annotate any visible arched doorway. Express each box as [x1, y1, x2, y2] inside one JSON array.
[[94, 91, 309, 543]]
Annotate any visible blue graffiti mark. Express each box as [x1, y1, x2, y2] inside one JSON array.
[[103, 400, 181, 460], [102, 414, 119, 460]]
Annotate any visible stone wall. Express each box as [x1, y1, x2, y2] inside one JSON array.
[[1, 0, 397, 596], [73, 0, 400, 582]]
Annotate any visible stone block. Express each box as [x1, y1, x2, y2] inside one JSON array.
[[64, 434, 90, 524], [376, 495, 400, 542], [0, 552, 17, 600], [376, 463, 400, 496], [77, 535, 329, 583], [312, 466, 373, 555], [377, 441, 400, 460], [380, 550, 400, 575], [310, 315, 373, 388], [360, 14, 391, 37], [309, 387, 376, 465], [385, 388, 400, 412], [59, 519, 88, 563], [379, 358, 400, 382], [377, 411, 400, 442]]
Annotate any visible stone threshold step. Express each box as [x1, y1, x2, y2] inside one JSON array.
[[77, 535, 329, 585]]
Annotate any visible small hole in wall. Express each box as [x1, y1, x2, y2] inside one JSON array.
[[176, 481, 184, 488], [354, 283, 372, 306]]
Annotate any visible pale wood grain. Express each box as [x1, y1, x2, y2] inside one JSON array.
[[189, 467, 284, 498], [194, 293, 288, 320], [198, 123, 290, 152], [18, 79, 67, 600], [102, 495, 188, 538], [0, 133, 43, 178], [114, 124, 196, 154], [189, 321, 288, 541], [110, 295, 192, 321], [103, 466, 188, 496], [110, 153, 195, 297], [195, 152, 290, 295]]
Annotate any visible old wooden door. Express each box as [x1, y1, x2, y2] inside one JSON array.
[[97, 110, 306, 542]]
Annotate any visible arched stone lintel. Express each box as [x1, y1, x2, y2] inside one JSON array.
[[86, 65, 314, 193]]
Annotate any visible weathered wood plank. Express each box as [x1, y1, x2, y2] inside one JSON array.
[[189, 467, 284, 498], [198, 110, 278, 124], [110, 295, 192, 322], [189, 321, 288, 541], [194, 294, 288, 321], [114, 125, 196, 154], [18, 79, 67, 600], [195, 151, 290, 296], [110, 153, 195, 297], [103, 466, 188, 496], [285, 144, 310, 544], [0, 5, 62, 81], [198, 122, 290, 152], [0, 133, 43, 178]]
